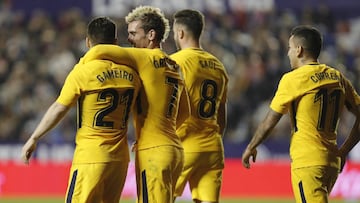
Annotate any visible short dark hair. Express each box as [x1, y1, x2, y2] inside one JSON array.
[[87, 17, 116, 45], [173, 9, 204, 40], [290, 25, 322, 59]]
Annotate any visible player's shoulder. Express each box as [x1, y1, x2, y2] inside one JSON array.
[[324, 64, 344, 76], [278, 69, 298, 85], [170, 50, 182, 59], [128, 47, 161, 55], [171, 48, 199, 59], [71, 60, 93, 73]]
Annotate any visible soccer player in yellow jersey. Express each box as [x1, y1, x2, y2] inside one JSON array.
[[80, 6, 190, 203], [242, 25, 360, 203], [124, 6, 188, 203], [21, 17, 141, 203], [170, 9, 228, 203]]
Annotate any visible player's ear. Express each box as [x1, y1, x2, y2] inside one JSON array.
[[147, 29, 156, 41], [178, 29, 185, 39], [173, 23, 184, 40], [296, 45, 303, 57], [86, 37, 91, 48]]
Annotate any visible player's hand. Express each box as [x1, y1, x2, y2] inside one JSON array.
[[242, 147, 257, 169], [21, 138, 37, 165]]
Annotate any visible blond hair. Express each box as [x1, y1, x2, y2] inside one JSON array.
[[125, 5, 170, 42]]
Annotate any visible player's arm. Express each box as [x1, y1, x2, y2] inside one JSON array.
[[338, 78, 360, 166], [338, 104, 360, 165], [86, 45, 139, 70], [218, 85, 228, 137], [242, 109, 282, 169], [218, 100, 227, 137], [21, 102, 71, 164]]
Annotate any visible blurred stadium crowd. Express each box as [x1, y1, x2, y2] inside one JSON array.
[[1, 0, 360, 158]]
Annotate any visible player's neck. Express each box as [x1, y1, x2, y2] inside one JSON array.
[[299, 57, 319, 67], [147, 40, 161, 49], [180, 40, 200, 50]]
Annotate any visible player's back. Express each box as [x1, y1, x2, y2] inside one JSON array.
[[272, 63, 348, 168], [129, 48, 185, 150], [283, 64, 345, 140], [59, 58, 141, 163], [171, 48, 228, 152], [81, 45, 185, 150]]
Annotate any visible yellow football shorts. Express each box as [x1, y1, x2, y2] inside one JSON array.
[[135, 146, 184, 203], [65, 161, 128, 203], [291, 166, 339, 203], [174, 151, 224, 202]]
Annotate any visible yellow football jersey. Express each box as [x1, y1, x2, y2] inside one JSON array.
[[56, 57, 141, 163], [171, 48, 229, 152], [83, 45, 185, 150], [270, 63, 360, 169]]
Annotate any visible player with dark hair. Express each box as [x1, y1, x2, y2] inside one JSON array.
[[242, 25, 360, 202], [171, 9, 228, 203], [21, 17, 141, 203], [81, 6, 190, 203]]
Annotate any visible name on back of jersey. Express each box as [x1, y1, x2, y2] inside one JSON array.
[[96, 69, 134, 83]]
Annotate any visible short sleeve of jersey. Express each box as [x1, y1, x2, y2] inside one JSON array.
[[270, 74, 295, 114], [343, 76, 360, 108], [56, 65, 83, 107]]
